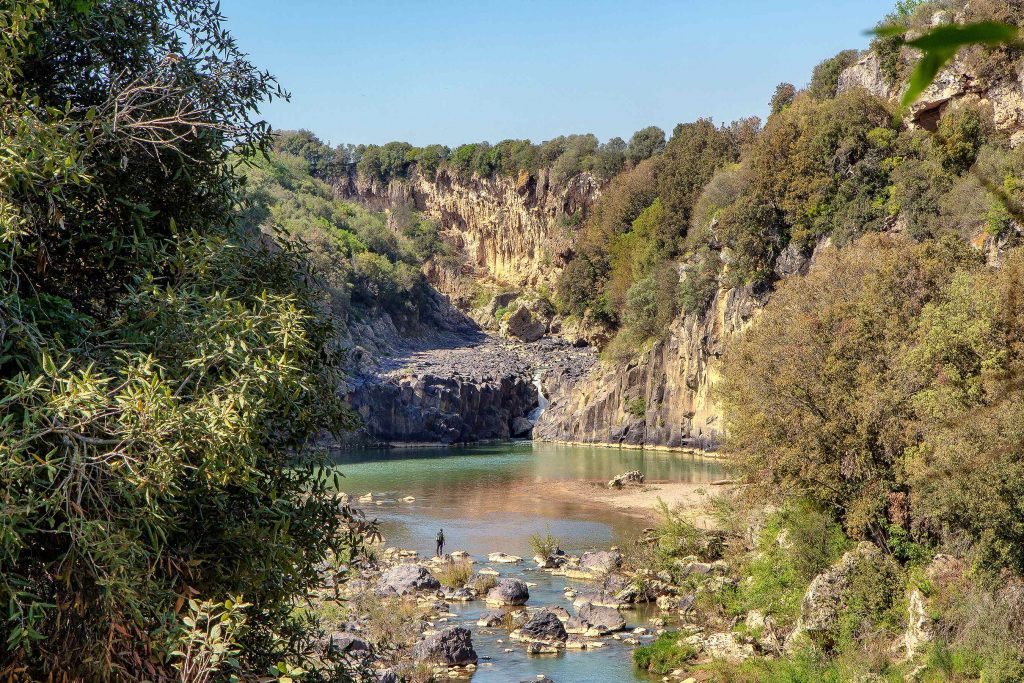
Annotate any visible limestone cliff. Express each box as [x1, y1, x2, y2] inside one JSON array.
[[838, 18, 1024, 143], [338, 168, 602, 296], [533, 285, 762, 449]]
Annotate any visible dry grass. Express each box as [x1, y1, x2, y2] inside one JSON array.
[[470, 573, 497, 594], [434, 560, 473, 588]]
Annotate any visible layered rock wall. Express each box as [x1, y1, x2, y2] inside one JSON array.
[[338, 168, 601, 293], [534, 286, 762, 449]]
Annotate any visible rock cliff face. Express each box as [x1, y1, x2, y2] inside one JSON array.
[[838, 32, 1024, 143], [534, 285, 763, 449], [338, 168, 602, 293]]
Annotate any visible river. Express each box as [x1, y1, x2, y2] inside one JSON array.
[[328, 442, 725, 682]]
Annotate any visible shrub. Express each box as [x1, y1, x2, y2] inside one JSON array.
[[632, 632, 698, 674], [625, 396, 648, 418], [434, 561, 474, 588], [529, 526, 561, 558]]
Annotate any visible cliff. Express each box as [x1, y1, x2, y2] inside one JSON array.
[[338, 168, 602, 296], [533, 285, 761, 449]]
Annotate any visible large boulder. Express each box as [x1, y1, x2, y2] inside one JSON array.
[[513, 610, 568, 644], [485, 578, 530, 605], [375, 564, 440, 597], [703, 632, 755, 663], [500, 304, 546, 342], [785, 542, 900, 650], [412, 626, 478, 667], [576, 601, 625, 633], [579, 550, 622, 575]]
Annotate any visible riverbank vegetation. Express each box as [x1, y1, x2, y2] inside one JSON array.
[[0, 1, 371, 680]]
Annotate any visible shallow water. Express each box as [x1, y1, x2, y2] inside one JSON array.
[[328, 442, 725, 682]]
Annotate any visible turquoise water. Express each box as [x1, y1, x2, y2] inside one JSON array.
[[328, 442, 725, 682]]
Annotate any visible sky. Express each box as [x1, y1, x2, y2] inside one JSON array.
[[220, 1, 898, 147]]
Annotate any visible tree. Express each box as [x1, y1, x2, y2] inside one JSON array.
[[770, 82, 797, 115], [0, 1, 368, 679], [808, 49, 859, 100], [626, 125, 667, 165], [719, 235, 975, 538]]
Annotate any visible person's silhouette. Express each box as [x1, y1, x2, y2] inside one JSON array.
[[435, 528, 445, 557]]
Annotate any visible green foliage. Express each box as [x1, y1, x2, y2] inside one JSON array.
[[529, 526, 561, 558], [624, 396, 648, 418], [808, 50, 860, 100], [0, 2, 369, 679], [770, 83, 797, 115], [626, 126, 667, 165], [722, 503, 851, 626], [632, 632, 697, 674], [720, 235, 978, 537]]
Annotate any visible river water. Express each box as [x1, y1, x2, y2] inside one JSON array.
[[327, 442, 725, 682]]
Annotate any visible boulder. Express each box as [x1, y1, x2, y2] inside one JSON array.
[[501, 304, 546, 342], [485, 578, 530, 606], [488, 552, 523, 564], [785, 542, 897, 651], [375, 564, 440, 597], [577, 601, 626, 633], [703, 632, 755, 663], [514, 610, 568, 644], [412, 626, 478, 667], [476, 609, 507, 627], [579, 550, 622, 575], [329, 632, 369, 654], [511, 416, 534, 437]]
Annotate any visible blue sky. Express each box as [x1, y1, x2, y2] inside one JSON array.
[[220, 1, 897, 147]]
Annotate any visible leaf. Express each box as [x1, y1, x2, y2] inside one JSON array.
[[906, 21, 1018, 51], [902, 48, 956, 108]]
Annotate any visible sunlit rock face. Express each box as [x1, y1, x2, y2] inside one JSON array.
[[338, 167, 602, 296]]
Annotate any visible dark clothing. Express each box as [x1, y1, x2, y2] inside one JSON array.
[[435, 532, 445, 557]]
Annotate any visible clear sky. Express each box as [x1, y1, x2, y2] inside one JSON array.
[[220, 1, 897, 147]]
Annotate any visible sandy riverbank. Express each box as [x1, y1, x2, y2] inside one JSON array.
[[531, 479, 736, 530]]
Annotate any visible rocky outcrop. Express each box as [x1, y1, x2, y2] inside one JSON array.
[[535, 285, 763, 449], [512, 611, 568, 645], [349, 334, 539, 444], [838, 13, 1024, 144], [339, 168, 602, 294]]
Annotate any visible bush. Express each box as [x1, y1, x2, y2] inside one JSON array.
[[434, 562, 474, 588], [632, 632, 698, 674], [0, 4, 370, 679], [529, 526, 561, 558]]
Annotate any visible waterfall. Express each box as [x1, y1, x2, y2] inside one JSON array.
[[527, 372, 549, 422]]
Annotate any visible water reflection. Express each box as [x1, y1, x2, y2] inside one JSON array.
[[325, 442, 724, 682]]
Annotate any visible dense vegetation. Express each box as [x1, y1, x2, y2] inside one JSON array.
[[626, 1, 1024, 680], [241, 136, 452, 326], [0, 2, 370, 680]]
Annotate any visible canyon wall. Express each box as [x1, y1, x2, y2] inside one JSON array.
[[338, 167, 602, 295], [533, 285, 762, 450]]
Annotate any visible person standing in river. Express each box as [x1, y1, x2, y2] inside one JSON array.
[[435, 529, 445, 557]]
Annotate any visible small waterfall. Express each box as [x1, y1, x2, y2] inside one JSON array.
[[527, 372, 549, 422]]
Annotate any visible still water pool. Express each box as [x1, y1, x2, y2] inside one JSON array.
[[327, 442, 725, 682]]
